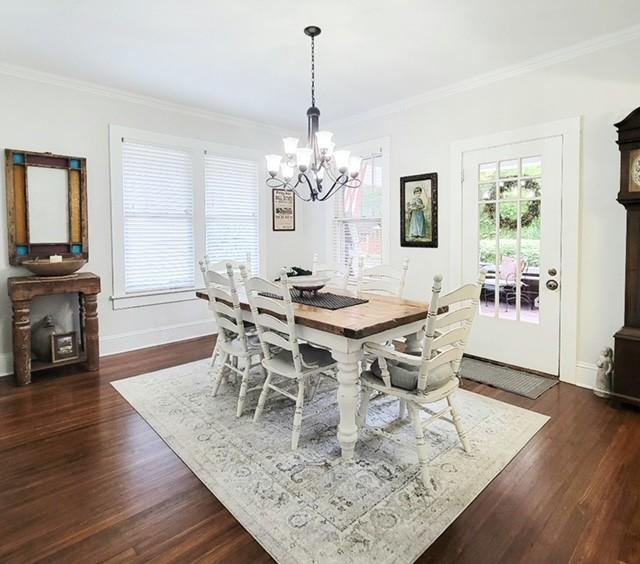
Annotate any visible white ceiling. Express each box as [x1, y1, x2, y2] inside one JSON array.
[[0, 1, 638, 129]]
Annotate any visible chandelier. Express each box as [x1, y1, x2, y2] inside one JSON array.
[[265, 26, 362, 202]]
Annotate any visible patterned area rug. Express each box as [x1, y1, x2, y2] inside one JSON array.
[[112, 360, 548, 564]]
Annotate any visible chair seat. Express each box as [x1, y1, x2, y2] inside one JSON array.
[[364, 357, 455, 392], [219, 333, 261, 357], [360, 370, 459, 404], [263, 343, 336, 377]]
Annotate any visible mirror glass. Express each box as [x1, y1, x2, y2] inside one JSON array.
[[26, 166, 69, 244]]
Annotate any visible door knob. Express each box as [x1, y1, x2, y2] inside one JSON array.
[[546, 279, 559, 291]]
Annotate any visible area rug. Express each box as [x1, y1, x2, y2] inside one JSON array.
[[112, 360, 548, 564], [461, 357, 558, 399]]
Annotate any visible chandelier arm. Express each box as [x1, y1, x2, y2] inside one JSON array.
[[266, 176, 313, 202], [301, 171, 319, 201], [317, 176, 349, 201], [290, 174, 314, 202]]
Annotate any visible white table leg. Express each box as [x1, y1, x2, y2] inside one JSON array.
[[332, 349, 362, 460]]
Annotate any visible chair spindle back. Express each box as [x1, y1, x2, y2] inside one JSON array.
[[242, 268, 307, 373], [417, 272, 485, 392], [199, 261, 247, 348], [357, 257, 410, 297]]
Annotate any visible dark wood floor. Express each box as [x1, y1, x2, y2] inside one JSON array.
[[1, 337, 639, 563]]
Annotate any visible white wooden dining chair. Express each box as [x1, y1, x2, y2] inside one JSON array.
[[242, 267, 338, 450], [312, 253, 351, 290], [199, 261, 264, 417], [356, 256, 410, 297], [202, 252, 253, 282], [358, 272, 485, 487]]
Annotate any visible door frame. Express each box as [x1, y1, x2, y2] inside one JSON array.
[[449, 117, 582, 384]]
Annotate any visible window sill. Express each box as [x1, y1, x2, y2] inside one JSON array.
[[110, 287, 205, 310]]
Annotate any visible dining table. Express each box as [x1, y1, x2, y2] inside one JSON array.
[[196, 287, 429, 460]]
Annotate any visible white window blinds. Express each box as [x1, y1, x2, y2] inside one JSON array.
[[122, 141, 195, 293], [331, 153, 384, 273], [204, 153, 259, 272]]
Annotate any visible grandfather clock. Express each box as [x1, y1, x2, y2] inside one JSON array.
[[614, 107, 640, 407]]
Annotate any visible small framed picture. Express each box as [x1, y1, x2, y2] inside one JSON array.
[[272, 189, 296, 231], [51, 332, 79, 363], [400, 172, 438, 248]]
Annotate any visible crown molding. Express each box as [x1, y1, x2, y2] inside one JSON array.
[[0, 62, 293, 134], [327, 23, 640, 129]]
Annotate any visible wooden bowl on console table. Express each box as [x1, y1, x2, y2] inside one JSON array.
[[22, 258, 86, 277]]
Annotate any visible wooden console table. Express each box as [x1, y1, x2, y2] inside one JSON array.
[[7, 272, 101, 386]]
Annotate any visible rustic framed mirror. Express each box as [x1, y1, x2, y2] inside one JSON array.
[[5, 149, 88, 265]]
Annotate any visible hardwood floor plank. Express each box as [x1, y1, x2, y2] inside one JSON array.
[[0, 335, 638, 563]]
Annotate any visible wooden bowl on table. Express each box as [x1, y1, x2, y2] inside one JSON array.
[[22, 258, 86, 277], [290, 275, 332, 297]]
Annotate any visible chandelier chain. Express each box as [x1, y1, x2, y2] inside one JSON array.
[[311, 35, 315, 107]]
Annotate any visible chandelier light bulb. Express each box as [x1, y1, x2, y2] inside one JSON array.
[[348, 156, 362, 177], [333, 150, 351, 173], [315, 131, 334, 151], [281, 163, 294, 179], [282, 137, 299, 155], [326, 141, 336, 157], [296, 148, 313, 171], [265, 154, 282, 176]]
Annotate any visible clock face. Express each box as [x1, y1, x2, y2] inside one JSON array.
[[630, 149, 640, 192], [633, 155, 640, 187]]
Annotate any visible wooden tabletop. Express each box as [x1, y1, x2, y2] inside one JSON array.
[[196, 287, 428, 340], [8, 272, 101, 300]]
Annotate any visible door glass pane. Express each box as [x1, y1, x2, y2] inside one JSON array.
[[479, 162, 497, 182], [522, 156, 542, 177], [521, 178, 541, 198], [477, 156, 541, 324], [520, 200, 540, 323], [499, 159, 518, 178], [479, 182, 496, 201], [499, 180, 518, 200], [498, 202, 518, 320]]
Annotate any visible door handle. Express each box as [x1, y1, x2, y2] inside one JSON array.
[[546, 279, 559, 291]]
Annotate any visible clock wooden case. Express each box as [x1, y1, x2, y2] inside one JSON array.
[[613, 107, 640, 407]]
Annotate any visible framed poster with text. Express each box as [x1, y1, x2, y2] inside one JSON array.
[[272, 189, 296, 231]]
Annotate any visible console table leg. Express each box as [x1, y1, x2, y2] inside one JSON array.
[[83, 293, 100, 371], [12, 299, 32, 386]]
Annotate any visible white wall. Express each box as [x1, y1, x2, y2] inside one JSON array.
[[321, 38, 640, 385], [0, 73, 315, 375], [2, 37, 638, 385]]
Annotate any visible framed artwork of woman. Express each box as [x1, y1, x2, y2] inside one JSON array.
[[400, 172, 438, 247]]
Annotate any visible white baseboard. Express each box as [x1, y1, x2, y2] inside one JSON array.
[[0, 319, 216, 378], [100, 319, 215, 357], [574, 361, 598, 390]]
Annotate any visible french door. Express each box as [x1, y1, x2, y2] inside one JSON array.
[[461, 137, 563, 375]]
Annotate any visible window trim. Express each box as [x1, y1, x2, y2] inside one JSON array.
[[325, 137, 391, 268], [109, 125, 265, 309]]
